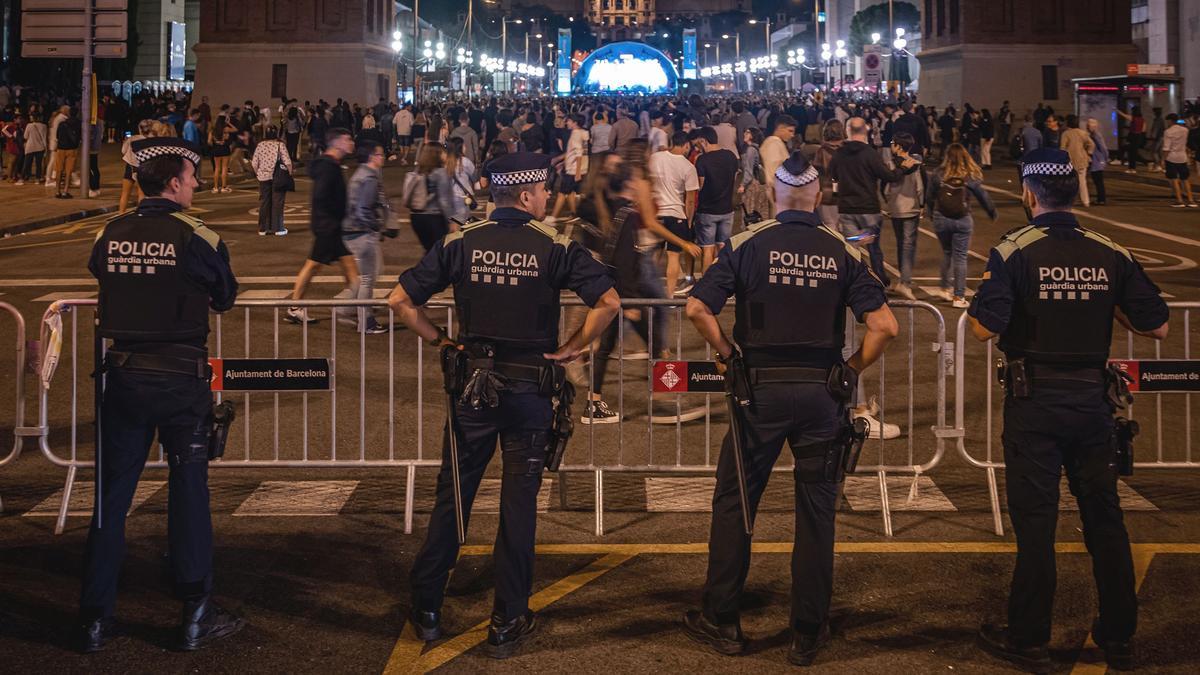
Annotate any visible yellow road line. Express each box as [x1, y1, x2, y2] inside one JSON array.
[[0, 237, 93, 251], [383, 552, 635, 674], [457, 542, 1200, 556]]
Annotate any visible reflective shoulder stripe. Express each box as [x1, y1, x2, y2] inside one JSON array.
[[1081, 229, 1134, 261], [169, 212, 220, 251], [94, 211, 132, 241], [524, 220, 571, 248], [728, 219, 778, 251], [445, 219, 494, 245], [817, 224, 863, 261], [994, 225, 1045, 261]]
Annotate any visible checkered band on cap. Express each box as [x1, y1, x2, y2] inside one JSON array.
[[133, 143, 201, 167], [1022, 162, 1075, 178], [775, 164, 819, 187], [489, 167, 549, 186]]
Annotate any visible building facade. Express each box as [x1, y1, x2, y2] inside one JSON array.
[[1132, 0, 1198, 102], [193, 0, 400, 109], [917, 0, 1137, 115]]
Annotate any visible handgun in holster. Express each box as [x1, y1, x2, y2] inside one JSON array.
[[546, 376, 575, 472], [725, 351, 754, 408], [208, 400, 236, 461], [841, 416, 870, 477], [1114, 416, 1139, 476]]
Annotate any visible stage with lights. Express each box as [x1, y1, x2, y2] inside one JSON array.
[[574, 42, 680, 94]]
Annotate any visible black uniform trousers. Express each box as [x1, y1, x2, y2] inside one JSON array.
[[702, 381, 843, 634], [410, 382, 553, 621], [1002, 384, 1136, 646], [80, 368, 215, 620]]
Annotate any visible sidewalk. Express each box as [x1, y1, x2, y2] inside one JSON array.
[[0, 145, 126, 236]]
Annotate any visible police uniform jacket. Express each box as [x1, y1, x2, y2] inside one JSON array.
[[398, 207, 614, 357], [691, 209, 887, 367], [969, 212, 1168, 365], [89, 197, 238, 349]]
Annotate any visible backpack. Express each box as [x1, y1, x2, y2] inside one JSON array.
[[402, 172, 431, 211], [58, 120, 81, 149], [936, 177, 969, 218]]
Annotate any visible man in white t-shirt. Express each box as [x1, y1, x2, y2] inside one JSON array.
[[648, 110, 670, 153], [548, 114, 590, 223], [649, 130, 702, 296], [393, 105, 415, 165]]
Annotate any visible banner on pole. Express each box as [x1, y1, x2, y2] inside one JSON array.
[[557, 28, 572, 95], [682, 29, 698, 80]]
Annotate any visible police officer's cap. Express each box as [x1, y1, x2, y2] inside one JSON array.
[[1021, 148, 1074, 179], [131, 137, 202, 168], [484, 152, 552, 187], [775, 151, 819, 187]]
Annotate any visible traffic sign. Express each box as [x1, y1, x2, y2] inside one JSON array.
[[21, 42, 127, 58], [863, 45, 883, 86], [22, 11, 127, 42], [1126, 63, 1176, 76], [22, 0, 127, 8]]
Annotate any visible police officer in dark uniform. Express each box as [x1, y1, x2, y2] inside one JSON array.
[[969, 148, 1169, 672], [80, 137, 241, 653], [387, 152, 620, 658], [681, 152, 899, 666]]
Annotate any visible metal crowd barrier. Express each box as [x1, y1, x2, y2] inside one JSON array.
[[1, 301, 40, 514], [954, 302, 1198, 536], [35, 296, 951, 537]]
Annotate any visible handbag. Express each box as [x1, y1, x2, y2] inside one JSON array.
[[271, 145, 294, 192], [451, 172, 479, 210]]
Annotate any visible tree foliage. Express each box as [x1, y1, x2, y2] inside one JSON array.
[[847, 1, 918, 57]]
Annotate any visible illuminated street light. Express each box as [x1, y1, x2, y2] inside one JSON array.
[[871, 32, 881, 44]]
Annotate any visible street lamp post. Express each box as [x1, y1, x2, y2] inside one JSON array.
[[820, 42, 831, 92], [747, 17, 772, 54], [834, 39, 847, 89]]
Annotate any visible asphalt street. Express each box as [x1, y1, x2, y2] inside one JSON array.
[[1, 156, 1198, 673]]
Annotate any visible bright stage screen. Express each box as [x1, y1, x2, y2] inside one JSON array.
[[575, 42, 679, 94]]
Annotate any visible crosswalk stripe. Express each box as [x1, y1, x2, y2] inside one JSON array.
[[645, 477, 716, 512], [471, 478, 554, 514], [843, 476, 958, 512], [233, 480, 358, 516], [1058, 479, 1157, 512], [23, 481, 165, 517], [236, 289, 295, 300], [33, 291, 98, 302]]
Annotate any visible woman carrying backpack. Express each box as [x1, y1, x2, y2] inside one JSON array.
[[926, 142, 997, 309], [402, 143, 455, 251]]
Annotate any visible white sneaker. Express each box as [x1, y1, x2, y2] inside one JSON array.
[[13, 180, 23, 186], [88, 190, 100, 198], [580, 399, 620, 425], [931, 287, 953, 302], [212, 187, 220, 193], [894, 283, 917, 301], [952, 297, 970, 309], [284, 307, 318, 325], [275, 228, 288, 236], [221, 187, 233, 193], [71, 178, 81, 188], [853, 397, 901, 440]]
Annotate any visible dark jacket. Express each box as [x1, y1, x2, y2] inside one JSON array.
[[828, 140, 909, 215], [309, 154, 347, 235]]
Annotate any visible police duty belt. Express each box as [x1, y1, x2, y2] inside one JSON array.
[[103, 351, 212, 379]]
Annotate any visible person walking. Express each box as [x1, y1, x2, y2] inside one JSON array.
[[650, 131, 702, 297], [402, 143, 456, 252], [393, 104, 415, 164], [1086, 118, 1110, 206], [1060, 114, 1096, 207], [286, 127, 361, 325], [969, 148, 1169, 673], [251, 126, 292, 236], [927, 143, 997, 309], [340, 139, 392, 334], [548, 114, 589, 223], [1163, 113, 1197, 208], [883, 132, 925, 301]]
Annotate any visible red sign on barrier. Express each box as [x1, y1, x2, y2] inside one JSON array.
[[1109, 359, 1200, 393], [651, 360, 726, 393]]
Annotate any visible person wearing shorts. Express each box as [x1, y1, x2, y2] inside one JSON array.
[[649, 130, 701, 295], [286, 128, 360, 325], [693, 126, 739, 272], [1163, 113, 1197, 207]]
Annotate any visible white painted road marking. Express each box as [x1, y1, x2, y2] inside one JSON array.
[[233, 480, 359, 516], [33, 291, 97, 301], [1058, 479, 1157, 512], [24, 481, 165, 517], [843, 476, 958, 512], [645, 477, 716, 512], [472, 478, 553, 514]]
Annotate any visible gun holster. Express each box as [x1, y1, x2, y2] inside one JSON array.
[[826, 362, 859, 405], [207, 400, 236, 461], [1114, 416, 1139, 476], [546, 379, 575, 472], [1105, 364, 1135, 410], [1001, 357, 1031, 398], [725, 351, 754, 408]]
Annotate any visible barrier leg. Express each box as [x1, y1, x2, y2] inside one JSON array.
[[595, 469, 604, 537], [987, 466, 1004, 536], [557, 471, 570, 511], [55, 465, 78, 535], [878, 470, 893, 537], [404, 464, 416, 535]]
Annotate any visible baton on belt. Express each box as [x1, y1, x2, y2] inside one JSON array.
[[441, 345, 467, 545], [94, 312, 105, 529], [723, 355, 754, 536]]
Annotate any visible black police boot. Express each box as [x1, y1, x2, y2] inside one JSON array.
[[681, 609, 746, 656], [976, 623, 1051, 673], [178, 597, 246, 651], [410, 607, 443, 642], [787, 623, 831, 667], [79, 616, 118, 653], [1092, 618, 1135, 671], [485, 611, 538, 660]]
